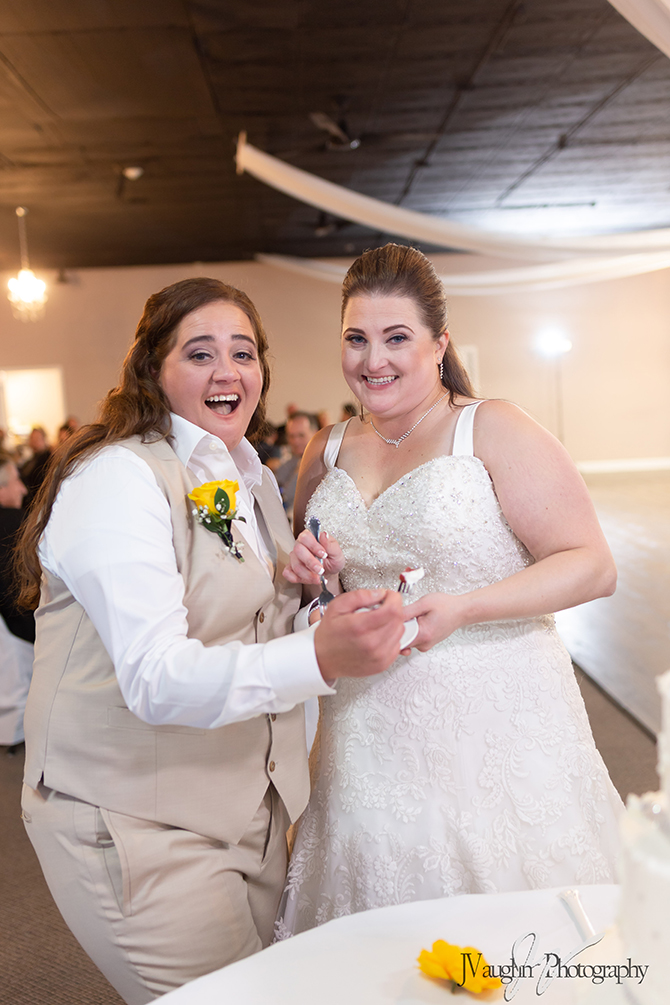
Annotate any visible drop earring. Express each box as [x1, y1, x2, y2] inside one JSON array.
[[439, 358, 444, 381]]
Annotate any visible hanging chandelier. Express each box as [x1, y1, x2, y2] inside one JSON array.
[[7, 206, 47, 322]]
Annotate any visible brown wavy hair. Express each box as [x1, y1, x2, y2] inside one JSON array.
[[341, 243, 474, 402], [16, 277, 271, 610]]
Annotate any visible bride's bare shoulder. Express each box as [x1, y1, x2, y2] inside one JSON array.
[[472, 399, 542, 436], [472, 400, 571, 480]]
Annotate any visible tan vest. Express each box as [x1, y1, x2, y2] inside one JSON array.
[[23, 436, 310, 844]]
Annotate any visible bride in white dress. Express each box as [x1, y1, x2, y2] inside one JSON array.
[[276, 244, 622, 938]]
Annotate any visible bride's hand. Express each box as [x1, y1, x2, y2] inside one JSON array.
[[283, 528, 345, 585], [400, 592, 467, 652]]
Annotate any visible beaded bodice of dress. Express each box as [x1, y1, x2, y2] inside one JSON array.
[[307, 404, 535, 612]]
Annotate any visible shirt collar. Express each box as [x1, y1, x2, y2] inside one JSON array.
[[168, 413, 263, 488]]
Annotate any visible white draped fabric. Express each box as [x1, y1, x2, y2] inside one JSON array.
[[236, 135, 670, 263], [257, 249, 670, 295], [608, 0, 670, 60], [237, 8, 670, 297]]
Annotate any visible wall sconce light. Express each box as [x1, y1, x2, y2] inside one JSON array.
[[535, 327, 572, 358], [534, 326, 573, 443], [7, 207, 47, 322]]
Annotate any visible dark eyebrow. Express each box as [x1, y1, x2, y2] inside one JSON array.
[[343, 324, 415, 335], [182, 334, 215, 350], [181, 333, 257, 351]]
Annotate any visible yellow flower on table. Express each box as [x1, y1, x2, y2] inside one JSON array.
[[418, 940, 502, 995], [188, 479, 239, 517]]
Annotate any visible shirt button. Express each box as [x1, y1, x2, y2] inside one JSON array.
[[209, 441, 218, 452], [270, 713, 277, 722], [269, 760, 276, 772], [259, 612, 265, 623]]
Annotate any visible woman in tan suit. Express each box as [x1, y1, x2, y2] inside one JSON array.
[[16, 278, 404, 1003]]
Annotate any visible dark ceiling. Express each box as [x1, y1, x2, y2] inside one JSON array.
[[0, 0, 668, 271]]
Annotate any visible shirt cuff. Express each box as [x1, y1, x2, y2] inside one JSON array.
[[263, 624, 336, 702], [293, 598, 320, 633]]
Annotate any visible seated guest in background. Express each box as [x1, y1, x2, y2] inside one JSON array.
[[274, 401, 298, 449], [0, 454, 34, 749], [275, 411, 319, 521], [19, 426, 52, 508], [16, 277, 405, 1004], [255, 422, 282, 471], [0, 455, 33, 643]]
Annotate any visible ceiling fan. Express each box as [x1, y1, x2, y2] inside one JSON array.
[[273, 95, 362, 159], [308, 110, 361, 151]]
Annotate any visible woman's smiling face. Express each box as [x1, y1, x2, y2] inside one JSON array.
[[341, 294, 447, 419], [159, 300, 263, 449]]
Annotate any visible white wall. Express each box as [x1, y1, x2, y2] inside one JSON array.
[[436, 254, 670, 462], [1, 253, 668, 463]]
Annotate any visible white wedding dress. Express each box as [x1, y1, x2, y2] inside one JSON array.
[[276, 402, 622, 938]]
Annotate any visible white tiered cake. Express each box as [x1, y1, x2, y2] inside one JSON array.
[[615, 670, 670, 1005], [580, 671, 669, 1004]]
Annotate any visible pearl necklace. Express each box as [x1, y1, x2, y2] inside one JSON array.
[[369, 391, 449, 448]]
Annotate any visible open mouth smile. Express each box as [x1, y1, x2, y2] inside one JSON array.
[[363, 375, 398, 385], [205, 393, 240, 415]]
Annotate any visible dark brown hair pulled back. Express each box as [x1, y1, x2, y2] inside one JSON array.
[[341, 243, 474, 402], [16, 277, 271, 610]]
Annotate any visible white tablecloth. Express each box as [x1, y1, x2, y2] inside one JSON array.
[[162, 885, 623, 1004]]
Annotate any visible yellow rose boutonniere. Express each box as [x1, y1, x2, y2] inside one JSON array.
[[418, 940, 502, 995], [188, 479, 246, 562]]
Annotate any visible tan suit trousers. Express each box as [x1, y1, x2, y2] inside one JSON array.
[[21, 781, 289, 1004]]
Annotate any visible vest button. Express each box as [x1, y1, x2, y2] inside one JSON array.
[[270, 713, 277, 721], [269, 760, 276, 772], [259, 612, 265, 623]]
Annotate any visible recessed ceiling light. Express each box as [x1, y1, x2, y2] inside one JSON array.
[[122, 166, 144, 181]]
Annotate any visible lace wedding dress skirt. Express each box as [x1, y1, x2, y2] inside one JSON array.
[[275, 405, 622, 939]]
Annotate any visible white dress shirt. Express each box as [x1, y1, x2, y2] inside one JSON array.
[[39, 414, 333, 729]]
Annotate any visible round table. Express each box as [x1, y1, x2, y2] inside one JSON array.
[[162, 884, 624, 1004]]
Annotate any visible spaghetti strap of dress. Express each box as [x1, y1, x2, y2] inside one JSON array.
[[451, 400, 486, 457], [322, 419, 352, 471]]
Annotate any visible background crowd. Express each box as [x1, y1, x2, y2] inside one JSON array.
[[0, 418, 78, 748], [256, 403, 358, 520]]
